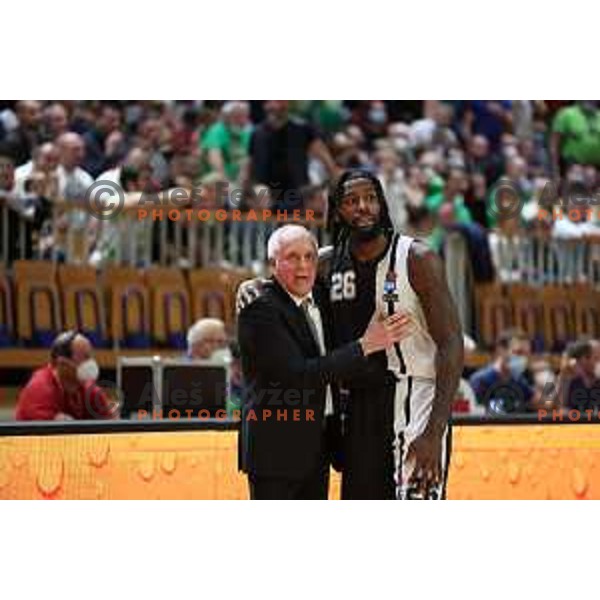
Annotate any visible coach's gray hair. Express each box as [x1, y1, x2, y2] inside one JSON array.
[[267, 225, 318, 262]]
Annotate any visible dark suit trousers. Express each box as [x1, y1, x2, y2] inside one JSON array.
[[248, 428, 331, 500]]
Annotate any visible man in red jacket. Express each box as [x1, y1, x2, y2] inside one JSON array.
[[15, 331, 117, 421]]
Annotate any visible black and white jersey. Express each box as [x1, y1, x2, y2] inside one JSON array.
[[327, 236, 392, 388], [328, 233, 436, 382]]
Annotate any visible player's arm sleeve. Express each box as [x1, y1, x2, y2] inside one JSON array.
[[237, 299, 365, 390]]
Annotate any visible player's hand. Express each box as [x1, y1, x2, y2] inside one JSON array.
[[236, 278, 266, 313], [405, 429, 443, 497], [360, 312, 413, 356]]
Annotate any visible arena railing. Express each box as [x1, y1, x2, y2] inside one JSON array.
[[0, 412, 591, 437], [491, 231, 600, 287]]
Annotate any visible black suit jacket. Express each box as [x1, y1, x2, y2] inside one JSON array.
[[237, 278, 365, 480]]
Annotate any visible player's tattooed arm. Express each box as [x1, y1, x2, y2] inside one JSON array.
[[408, 240, 464, 436]]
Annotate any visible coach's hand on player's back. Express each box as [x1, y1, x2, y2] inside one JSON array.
[[359, 312, 412, 356], [236, 278, 268, 313]]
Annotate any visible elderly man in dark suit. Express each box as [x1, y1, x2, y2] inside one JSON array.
[[237, 224, 410, 500]]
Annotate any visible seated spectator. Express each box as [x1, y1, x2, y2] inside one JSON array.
[[186, 318, 228, 360], [529, 358, 558, 411], [14, 331, 115, 421], [469, 329, 534, 413], [562, 340, 600, 411]]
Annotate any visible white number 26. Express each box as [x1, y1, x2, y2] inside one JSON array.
[[331, 271, 356, 301]]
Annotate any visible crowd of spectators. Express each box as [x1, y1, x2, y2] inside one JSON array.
[[3, 100, 600, 417], [1, 100, 600, 263]]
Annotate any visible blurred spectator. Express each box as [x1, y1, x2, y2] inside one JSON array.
[[460, 101, 513, 150], [529, 358, 558, 411], [56, 132, 94, 198], [0, 152, 29, 262], [561, 340, 600, 411], [42, 103, 70, 141], [82, 104, 126, 178], [186, 319, 228, 360], [12, 142, 59, 198], [425, 167, 473, 225], [248, 100, 338, 209], [201, 101, 251, 183], [551, 101, 600, 176], [410, 101, 457, 152], [2, 101, 42, 165], [375, 147, 407, 230], [466, 134, 502, 185], [14, 331, 115, 421], [469, 329, 534, 413], [136, 117, 170, 187]]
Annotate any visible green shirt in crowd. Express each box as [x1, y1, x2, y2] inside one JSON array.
[[552, 105, 600, 166], [201, 122, 251, 181]]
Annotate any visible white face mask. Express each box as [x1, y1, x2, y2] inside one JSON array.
[[211, 348, 232, 365], [77, 358, 99, 383], [508, 354, 528, 378]]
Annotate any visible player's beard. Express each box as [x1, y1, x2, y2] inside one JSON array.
[[350, 221, 383, 242]]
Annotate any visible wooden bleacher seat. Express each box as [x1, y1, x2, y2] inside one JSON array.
[[188, 267, 252, 332], [58, 265, 107, 347], [0, 266, 13, 346], [510, 285, 544, 352], [145, 267, 190, 348], [478, 294, 513, 350], [541, 286, 575, 353], [571, 288, 600, 341], [103, 266, 150, 348], [14, 260, 61, 347]]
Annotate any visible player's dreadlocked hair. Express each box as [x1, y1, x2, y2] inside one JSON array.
[[327, 169, 393, 246]]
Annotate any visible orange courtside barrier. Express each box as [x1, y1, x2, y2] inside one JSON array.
[[1, 424, 600, 499]]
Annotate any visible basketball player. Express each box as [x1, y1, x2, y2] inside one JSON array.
[[238, 168, 463, 499], [324, 169, 463, 499]]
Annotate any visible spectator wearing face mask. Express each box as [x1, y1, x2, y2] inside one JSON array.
[[469, 329, 534, 413], [14, 331, 116, 421], [186, 318, 229, 361]]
